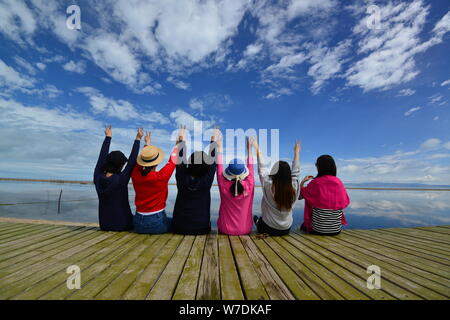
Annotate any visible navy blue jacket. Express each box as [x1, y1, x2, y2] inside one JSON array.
[[94, 136, 140, 231], [172, 142, 217, 235]]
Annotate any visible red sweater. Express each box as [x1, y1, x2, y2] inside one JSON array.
[[131, 147, 178, 213]]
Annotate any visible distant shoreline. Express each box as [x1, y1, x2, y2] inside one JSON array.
[[1, 177, 450, 191]]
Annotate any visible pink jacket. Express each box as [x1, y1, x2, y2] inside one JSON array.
[[216, 153, 255, 235], [300, 175, 350, 232]]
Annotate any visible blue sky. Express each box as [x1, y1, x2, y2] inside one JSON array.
[[0, 0, 449, 184]]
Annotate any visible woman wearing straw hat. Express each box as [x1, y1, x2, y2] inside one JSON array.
[[216, 136, 255, 235], [94, 125, 144, 231], [131, 127, 183, 234]]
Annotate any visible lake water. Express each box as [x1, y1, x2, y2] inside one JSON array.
[[1, 180, 449, 230]]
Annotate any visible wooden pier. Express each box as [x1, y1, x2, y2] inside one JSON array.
[[0, 220, 449, 300]]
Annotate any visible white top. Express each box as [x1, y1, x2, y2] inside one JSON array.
[[257, 154, 300, 230]]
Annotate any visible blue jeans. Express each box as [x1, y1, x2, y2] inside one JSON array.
[[133, 211, 172, 234]]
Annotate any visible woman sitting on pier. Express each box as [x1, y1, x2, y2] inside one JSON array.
[[94, 125, 143, 231], [216, 136, 255, 235], [171, 127, 219, 235], [131, 128, 182, 234], [299, 155, 350, 235], [253, 140, 301, 236]]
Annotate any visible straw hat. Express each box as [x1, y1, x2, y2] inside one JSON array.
[[136, 145, 164, 167]]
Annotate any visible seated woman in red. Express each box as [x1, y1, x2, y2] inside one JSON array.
[[299, 155, 350, 235]]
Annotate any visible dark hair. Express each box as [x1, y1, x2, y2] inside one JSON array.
[[229, 179, 244, 197], [316, 155, 337, 177], [141, 165, 157, 176], [187, 151, 209, 177], [104, 151, 127, 174], [270, 161, 296, 211]]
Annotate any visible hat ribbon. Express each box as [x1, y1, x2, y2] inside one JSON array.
[[142, 152, 159, 163]]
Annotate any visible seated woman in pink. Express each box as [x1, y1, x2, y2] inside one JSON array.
[[299, 155, 350, 235], [216, 136, 255, 235]]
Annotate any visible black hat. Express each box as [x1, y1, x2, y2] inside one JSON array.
[[104, 151, 128, 173]]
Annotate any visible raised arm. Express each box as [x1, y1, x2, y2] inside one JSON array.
[[157, 126, 184, 181], [215, 131, 225, 186], [120, 128, 144, 181], [94, 125, 112, 182], [253, 138, 270, 186], [246, 137, 254, 184], [292, 140, 301, 177]]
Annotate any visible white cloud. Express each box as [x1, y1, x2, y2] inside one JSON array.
[[76, 87, 169, 124], [189, 98, 204, 112], [346, 1, 450, 92], [13, 56, 37, 75], [404, 106, 421, 116], [443, 142, 450, 150], [428, 94, 444, 104], [36, 62, 46, 71], [0, 59, 35, 93], [166, 76, 190, 90], [441, 79, 450, 87], [420, 138, 442, 150], [63, 60, 87, 74], [397, 88, 416, 96], [0, 0, 36, 44], [286, 0, 336, 20], [307, 40, 351, 94]]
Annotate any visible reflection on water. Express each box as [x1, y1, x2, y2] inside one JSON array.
[[0, 181, 449, 229]]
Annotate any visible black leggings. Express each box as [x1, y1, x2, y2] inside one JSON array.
[[256, 217, 290, 236]]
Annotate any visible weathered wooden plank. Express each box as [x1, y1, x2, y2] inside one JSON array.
[[217, 235, 244, 300], [417, 226, 450, 235], [375, 228, 450, 245], [228, 236, 268, 300], [122, 234, 184, 300], [0, 227, 98, 274], [10, 232, 137, 300], [0, 231, 114, 299], [0, 223, 43, 235], [318, 232, 450, 289], [374, 229, 450, 252], [39, 233, 144, 300], [374, 228, 450, 249], [93, 234, 171, 300], [69, 234, 160, 300], [197, 233, 221, 300], [322, 231, 450, 280], [240, 236, 294, 300], [0, 225, 83, 255], [146, 236, 196, 300], [344, 230, 450, 266], [365, 230, 450, 258], [172, 235, 206, 300], [251, 236, 320, 300], [290, 233, 421, 300], [267, 236, 371, 300], [0, 223, 55, 242], [299, 234, 448, 299]]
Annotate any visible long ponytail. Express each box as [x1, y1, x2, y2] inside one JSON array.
[[270, 161, 296, 211], [229, 179, 244, 197]]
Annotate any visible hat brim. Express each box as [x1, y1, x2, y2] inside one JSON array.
[[136, 147, 165, 167], [223, 166, 249, 181]]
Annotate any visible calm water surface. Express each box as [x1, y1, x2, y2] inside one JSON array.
[[1, 181, 449, 229]]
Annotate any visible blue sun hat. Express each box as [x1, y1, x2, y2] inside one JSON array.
[[223, 158, 249, 181]]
